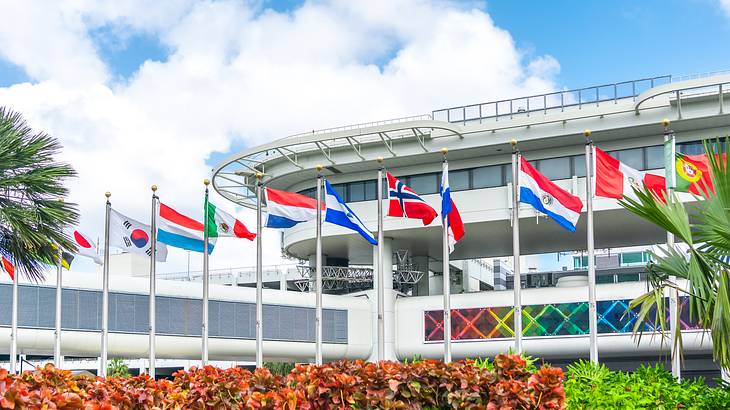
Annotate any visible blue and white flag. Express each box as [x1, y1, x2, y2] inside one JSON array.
[[324, 180, 377, 245]]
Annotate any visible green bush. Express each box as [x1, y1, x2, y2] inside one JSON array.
[[106, 358, 130, 378], [564, 360, 730, 409]]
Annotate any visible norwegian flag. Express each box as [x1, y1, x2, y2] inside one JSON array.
[[387, 172, 438, 225]]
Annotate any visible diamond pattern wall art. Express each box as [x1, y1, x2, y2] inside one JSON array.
[[424, 296, 700, 342]]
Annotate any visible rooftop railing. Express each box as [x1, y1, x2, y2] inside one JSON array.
[[432, 75, 672, 124]]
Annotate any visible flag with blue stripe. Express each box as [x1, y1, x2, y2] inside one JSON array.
[[324, 180, 377, 245]]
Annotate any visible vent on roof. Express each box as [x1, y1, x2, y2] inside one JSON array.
[[326, 166, 342, 174]]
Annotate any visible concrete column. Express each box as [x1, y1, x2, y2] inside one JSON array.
[[369, 238, 396, 361], [412, 255, 430, 297], [279, 268, 287, 292]]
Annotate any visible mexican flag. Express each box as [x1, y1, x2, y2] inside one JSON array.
[[674, 152, 713, 195], [205, 200, 256, 240]]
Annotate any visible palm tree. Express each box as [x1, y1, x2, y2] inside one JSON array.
[[620, 139, 730, 370], [0, 107, 79, 281]]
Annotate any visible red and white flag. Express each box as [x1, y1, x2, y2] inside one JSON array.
[[1, 256, 14, 280], [594, 147, 665, 201], [387, 172, 438, 225], [68, 229, 103, 264]]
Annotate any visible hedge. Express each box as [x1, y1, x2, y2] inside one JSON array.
[[0, 354, 564, 409]]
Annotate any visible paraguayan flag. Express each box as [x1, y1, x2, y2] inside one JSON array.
[[324, 180, 378, 245]]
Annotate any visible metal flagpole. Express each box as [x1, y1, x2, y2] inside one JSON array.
[[315, 165, 324, 365], [376, 157, 385, 362], [10, 253, 18, 374], [584, 130, 599, 364], [54, 245, 63, 368], [255, 172, 264, 368], [202, 180, 210, 366], [663, 118, 681, 380], [441, 148, 451, 363], [149, 185, 158, 379], [511, 140, 522, 353], [100, 192, 111, 377]]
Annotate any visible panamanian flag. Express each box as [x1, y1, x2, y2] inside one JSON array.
[[518, 156, 583, 232]]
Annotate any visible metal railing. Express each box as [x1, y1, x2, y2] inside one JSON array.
[[432, 75, 672, 124], [151, 264, 299, 282], [282, 114, 432, 141]]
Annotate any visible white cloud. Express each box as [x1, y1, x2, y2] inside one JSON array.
[[721, 0, 730, 18], [0, 0, 560, 275]]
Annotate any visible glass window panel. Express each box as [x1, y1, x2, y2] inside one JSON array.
[[573, 155, 586, 177], [349, 181, 365, 202], [450, 169, 470, 191], [645, 146, 663, 169], [616, 148, 643, 170], [503, 164, 512, 184], [364, 180, 377, 200], [473, 165, 502, 188], [332, 183, 346, 200], [678, 141, 704, 155], [409, 174, 437, 194], [537, 157, 571, 180]]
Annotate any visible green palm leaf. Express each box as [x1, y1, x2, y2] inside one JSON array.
[[620, 137, 730, 370], [0, 107, 78, 281]]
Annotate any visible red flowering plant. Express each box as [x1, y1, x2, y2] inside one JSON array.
[[0, 354, 564, 410]]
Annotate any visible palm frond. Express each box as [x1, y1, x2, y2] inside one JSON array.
[[0, 107, 78, 281]]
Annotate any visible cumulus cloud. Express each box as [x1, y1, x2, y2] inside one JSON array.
[[0, 0, 560, 275], [721, 0, 730, 18]]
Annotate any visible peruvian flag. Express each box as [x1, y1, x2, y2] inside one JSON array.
[[68, 229, 102, 264], [1, 256, 14, 280], [594, 147, 666, 201], [387, 172, 438, 225]]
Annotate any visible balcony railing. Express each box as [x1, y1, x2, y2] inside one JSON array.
[[432, 75, 672, 124]]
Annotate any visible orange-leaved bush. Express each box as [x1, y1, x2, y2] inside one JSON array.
[[0, 354, 564, 409]]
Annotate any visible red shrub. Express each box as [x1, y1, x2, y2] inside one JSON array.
[[0, 354, 564, 409]]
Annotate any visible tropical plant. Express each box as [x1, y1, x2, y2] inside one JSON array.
[[263, 361, 295, 376], [564, 360, 730, 409], [106, 358, 131, 378], [0, 107, 78, 281], [620, 138, 730, 370]]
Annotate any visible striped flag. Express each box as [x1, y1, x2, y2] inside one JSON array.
[[519, 156, 583, 232], [158, 203, 216, 253], [440, 162, 465, 253], [1, 256, 14, 280], [205, 201, 255, 240]]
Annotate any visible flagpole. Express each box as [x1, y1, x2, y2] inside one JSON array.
[[376, 157, 385, 362], [511, 140, 522, 354], [149, 185, 158, 379], [100, 192, 111, 377], [664, 118, 681, 381], [315, 165, 324, 365], [202, 180, 210, 366], [255, 172, 264, 368], [9, 254, 18, 374], [54, 243, 63, 368], [584, 129, 599, 364], [441, 148, 451, 363]]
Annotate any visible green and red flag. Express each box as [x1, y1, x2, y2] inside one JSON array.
[[204, 200, 256, 240], [674, 152, 713, 195]]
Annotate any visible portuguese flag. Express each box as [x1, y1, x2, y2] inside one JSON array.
[[205, 200, 256, 240], [674, 152, 713, 195]]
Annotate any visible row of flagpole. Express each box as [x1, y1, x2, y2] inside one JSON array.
[[6, 120, 683, 378]]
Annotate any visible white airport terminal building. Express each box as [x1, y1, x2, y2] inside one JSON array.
[[2, 72, 729, 379]]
